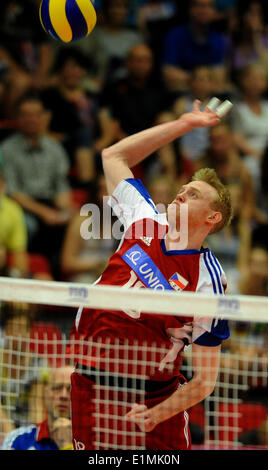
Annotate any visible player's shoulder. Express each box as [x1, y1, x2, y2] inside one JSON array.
[[113, 178, 157, 206], [109, 178, 167, 228], [198, 248, 227, 294]]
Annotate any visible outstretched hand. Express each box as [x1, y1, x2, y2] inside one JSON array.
[[182, 99, 221, 131]]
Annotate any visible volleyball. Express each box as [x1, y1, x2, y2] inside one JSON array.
[[39, 0, 97, 43]]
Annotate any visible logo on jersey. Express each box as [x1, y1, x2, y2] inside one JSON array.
[[74, 439, 85, 450], [140, 236, 153, 246], [122, 244, 172, 290], [169, 272, 188, 291]]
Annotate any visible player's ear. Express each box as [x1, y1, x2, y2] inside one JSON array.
[[207, 211, 222, 227]]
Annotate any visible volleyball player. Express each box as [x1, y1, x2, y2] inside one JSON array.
[[70, 99, 233, 450]]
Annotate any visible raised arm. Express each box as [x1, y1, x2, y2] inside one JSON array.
[[102, 100, 220, 195]]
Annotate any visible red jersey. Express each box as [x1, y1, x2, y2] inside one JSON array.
[[70, 178, 229, 381]]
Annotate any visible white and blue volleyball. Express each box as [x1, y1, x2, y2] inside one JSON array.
[[40, 0, 97, 43]]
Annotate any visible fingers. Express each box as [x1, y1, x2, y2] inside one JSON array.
[[205, 97, 233, 118], [215, 100, 233, 118], [126, 403, 148, 417], [193, 99, 201, 112], [206, 97, 221, 112]]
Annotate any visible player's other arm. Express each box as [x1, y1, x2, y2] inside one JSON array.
[[102, 100, 220, 195], [126, 343, 221, 431]]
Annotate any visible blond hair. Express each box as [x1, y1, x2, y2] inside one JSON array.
[[192, 168, 233, 233]]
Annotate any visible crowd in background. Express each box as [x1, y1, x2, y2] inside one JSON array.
[[0, 0, 266, 290], [0, 0, 267, 448], [0, 0, 267, 293]]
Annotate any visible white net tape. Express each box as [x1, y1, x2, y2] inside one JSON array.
[[0, 276, 267, 322], [0, 277, 267, 450]]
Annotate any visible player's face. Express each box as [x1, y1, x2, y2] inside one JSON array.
[[168, 180, 219, 232]]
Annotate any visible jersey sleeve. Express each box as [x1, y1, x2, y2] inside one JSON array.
[[108, 178, 166, 231], [192, 253, 230, 347]]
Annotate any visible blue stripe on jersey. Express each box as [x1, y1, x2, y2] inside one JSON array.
[[211, 251, 223, 275], [207, 250, 224, 294], [194, 250, 229, 346], [125, 178, 159, 214], [203, 250, 223, 294], [203, 251, 217, 293]]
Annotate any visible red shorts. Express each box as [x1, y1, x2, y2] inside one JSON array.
[[70, 371, 191, 450]]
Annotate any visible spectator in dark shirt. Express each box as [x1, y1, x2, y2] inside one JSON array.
[[162, 0, 228, 92], [100, 43, 170, 178], [41, 49, 98, 188], [1, 94, 75, 276], [102, 43, 168, 135]]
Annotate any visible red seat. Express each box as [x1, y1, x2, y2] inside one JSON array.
[[217, 402, 268, 443]]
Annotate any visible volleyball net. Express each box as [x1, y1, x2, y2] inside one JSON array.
[[0, 276, 267, 450]]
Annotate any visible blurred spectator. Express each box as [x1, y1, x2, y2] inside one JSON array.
[[162, 0, 228, 92], [101, 43, 168, 136], [239, 244, 268, 296], [100, 43, 170, 178], [147, 111, 195, 187], [0, 93, 74, 277], [172, 66, 214, 162], [230, 63, 268, 197], [147, 174, 177, 213], [61, 174, 116, 283], [0, 62, 18, 141], [260, 146, 268, 218], [70, 0, 143, 91], [0, 0, 53, 115], [228, 1, 268, 81], [0, 302, 47, 437], [1, 365, 73, 450], [196, 123, 256, 288], [41, 48, 116, 188], [0, 170, 28, 278], [136, 1, 180, 75], [239, 416, 268, 448], [101, 44, 173, 177]]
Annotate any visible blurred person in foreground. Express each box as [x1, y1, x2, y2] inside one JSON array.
[[1, 366, 73, 450], [69, 99, 233, 450]]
